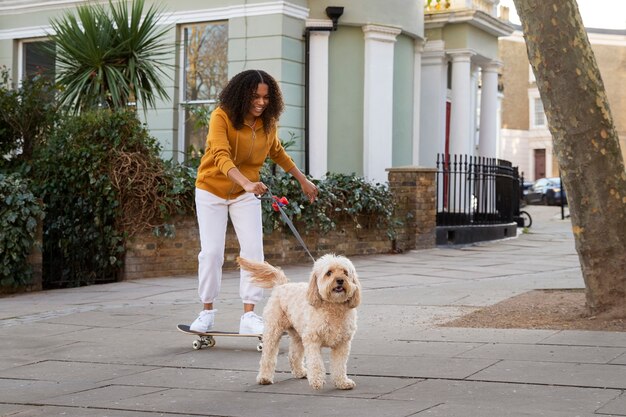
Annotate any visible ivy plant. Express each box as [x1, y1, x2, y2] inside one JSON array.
[[259, 166, 396, 239], [29, 108, 197, 288], [0, 173, 44, 288]]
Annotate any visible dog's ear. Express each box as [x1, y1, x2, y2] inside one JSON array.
[[347, 272, 361, 309], [307, 272, 323, 307]]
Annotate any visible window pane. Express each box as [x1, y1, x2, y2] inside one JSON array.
[[180, 21, 227, 162], [23, 40, 55, 81], [184, 22, 228, 102], [534, 97, 545, 126], [184, 103, 214, 158]]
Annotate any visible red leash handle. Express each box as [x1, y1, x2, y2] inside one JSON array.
[[271, 196, 289, 212]]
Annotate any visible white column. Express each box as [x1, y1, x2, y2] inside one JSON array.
[[362, 24, 401, 184], [419, 40, 447, 167], [412, 38, 425, 166], [546, 145, 554, 177], [307, 23, 331, 178], [448, 50, 475, 157], [470, 63, 480, 153], [496, 90, 503, 159], [478, 61, 502, 158]]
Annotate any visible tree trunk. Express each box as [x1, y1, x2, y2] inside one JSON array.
[[513, 0, 626, 317]]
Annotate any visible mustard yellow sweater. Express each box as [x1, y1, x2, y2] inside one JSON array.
[[195, 107, 296, 200]]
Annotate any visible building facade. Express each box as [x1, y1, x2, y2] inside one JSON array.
[[499, 27, 626, 181], [0, 0, 513, 183], [421, 0, 513, 168]]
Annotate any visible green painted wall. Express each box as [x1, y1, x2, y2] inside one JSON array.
[[228, 13, 306, 167], [392, 34, 415, 167], [327, 26, 364, 176], [308, 0, 422, 38], [138, 23, 178, 157], [443, 23, 499, 59]]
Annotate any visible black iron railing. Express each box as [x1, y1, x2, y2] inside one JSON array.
[[436, 154, 520, 226]]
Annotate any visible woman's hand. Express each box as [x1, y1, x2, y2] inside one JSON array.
[[227, 167, 267, 196], [243, 181, 268, 196], [300, 178, 318, 203], [287, 166, 318, 203]]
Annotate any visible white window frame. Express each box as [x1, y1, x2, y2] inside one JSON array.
[[17, 37, 55, 84], [176, 21, 228, 163], [528, 88, 547, 129]]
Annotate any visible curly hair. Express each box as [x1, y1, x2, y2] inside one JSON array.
[[218, 69, 284, 134]]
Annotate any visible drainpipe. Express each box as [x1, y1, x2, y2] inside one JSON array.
[[303, 6, 343, 175]]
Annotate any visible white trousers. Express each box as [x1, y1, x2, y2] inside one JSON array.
[[195, 188, 264, 305]]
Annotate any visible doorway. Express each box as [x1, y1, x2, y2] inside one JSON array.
[[534, 148, 546, 179]]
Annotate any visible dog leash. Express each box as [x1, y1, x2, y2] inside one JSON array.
[[257, 188, 316, 263]]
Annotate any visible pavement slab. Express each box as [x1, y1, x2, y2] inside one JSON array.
[[596, 394, 626, 416], [3, 406, 185, 417], [457, 342, 626, 363], [540, 330, 626, 348], [350, 338, 484, 357], [0, 360, 157, 384], [0, 378, 102, 403], [46, 387, 435, 417], [470, 360, 626, 389], [348, 354, 497, 379], [410, 327, 561, 344], [381, 379, 622, 416]]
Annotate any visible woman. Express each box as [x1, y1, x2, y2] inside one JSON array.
[[191, 69, 318, 334]]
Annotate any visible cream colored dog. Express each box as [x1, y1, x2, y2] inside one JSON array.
[[237, 254, 361, 390]]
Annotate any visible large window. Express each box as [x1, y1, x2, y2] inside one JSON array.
[[180, 22, 228, 159], [20, 39, 55, 82]]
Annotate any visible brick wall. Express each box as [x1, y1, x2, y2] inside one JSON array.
[[123, 168, 436, 280], [387, 167, 437, 251]]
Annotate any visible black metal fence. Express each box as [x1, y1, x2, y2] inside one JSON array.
[[436, 154, 520, 226]]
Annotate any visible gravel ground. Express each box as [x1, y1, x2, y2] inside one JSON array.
[[443, 288, 626, 332]]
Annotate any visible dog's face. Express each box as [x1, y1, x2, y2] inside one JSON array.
[[307, 254, 361, 308]]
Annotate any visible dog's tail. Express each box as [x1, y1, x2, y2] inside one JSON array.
[[237, 257, 289, 289]]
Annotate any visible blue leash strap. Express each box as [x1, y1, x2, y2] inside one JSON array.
[[257, 189, 315, 263]]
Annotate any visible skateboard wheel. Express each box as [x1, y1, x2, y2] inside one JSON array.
[[192, 340, 202, 350], [256, 343, 263, 352], [206, 336, 216, 348]]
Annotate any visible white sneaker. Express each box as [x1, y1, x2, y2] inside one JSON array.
[[239, 311, 264, 335], [190, 309, 216, 333]]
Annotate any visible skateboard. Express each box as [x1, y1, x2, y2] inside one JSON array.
[[177, 324, 263, 351]]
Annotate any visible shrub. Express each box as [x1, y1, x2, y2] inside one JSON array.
[[0, 66, 59, 166], [0, 173, 44, 288], [33, 111, 126, 287], [259, 167, 396, 239], [32, 109, 192, 288]]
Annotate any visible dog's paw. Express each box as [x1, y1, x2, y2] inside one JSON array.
[[335, 377, 356, 390], [292, 368, 307, 379], [257, 375, 274, 385], [308, 377, 325, 390]]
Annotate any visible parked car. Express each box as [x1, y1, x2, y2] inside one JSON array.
[[524, 177, 567, 205], [520, 180, 534, 205]]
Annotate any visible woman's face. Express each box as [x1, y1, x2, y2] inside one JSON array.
[[247, 82, 269, 119]]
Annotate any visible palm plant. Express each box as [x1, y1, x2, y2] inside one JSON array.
[[49, 0, 172, 113]]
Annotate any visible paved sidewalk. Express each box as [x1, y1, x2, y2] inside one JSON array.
[[1, 205, 625, 417]]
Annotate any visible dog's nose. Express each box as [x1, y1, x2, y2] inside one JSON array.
[[336, 279, 344, 285]]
